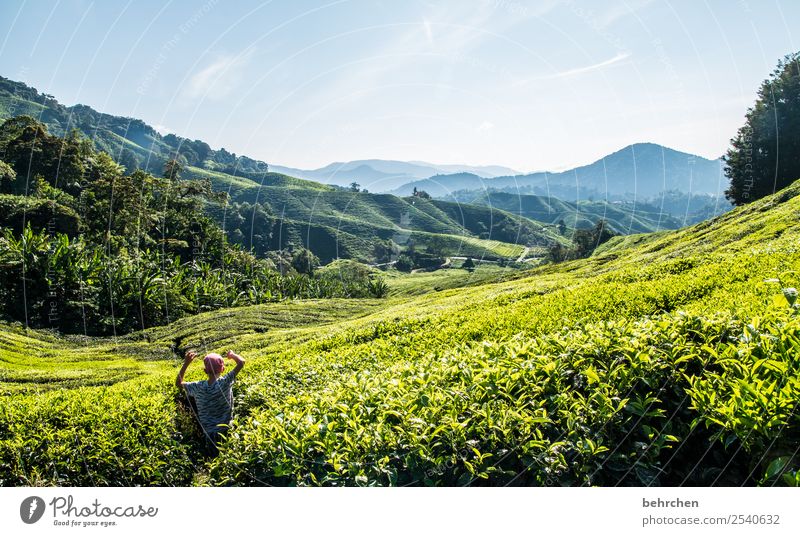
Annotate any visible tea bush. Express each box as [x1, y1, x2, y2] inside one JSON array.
[[2, 180, 800, 486]]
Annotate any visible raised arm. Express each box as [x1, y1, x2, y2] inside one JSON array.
[[226, 350, 245, 376], [175, 350, 196, 389]]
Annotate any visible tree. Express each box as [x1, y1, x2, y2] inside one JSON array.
[[462, 256, 475, 272], [163, 158, 183, 181], [572, 219, 615, 258], [0, 194, 80, 236], [412, 187, 431, 199], [395, 254, 414, 273], [349, 182, 360, 192], [290, 247, 320, 275], [236, 202, 274, 256], [547, 242, 572, 263], [118, 148, 141, 173], [557, 219, 567, 236], [372, 239, 397, 264], [0, 160, 16, 193], [267, 249, 293, 275], [0, 115, 39, 152], [1, 119, 90, 195], [59, 129, 90, 192], [724, 52, 800, 205]]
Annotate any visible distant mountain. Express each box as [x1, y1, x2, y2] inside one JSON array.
[[392, 143, 726, 201], [271, 160, 519, 192]]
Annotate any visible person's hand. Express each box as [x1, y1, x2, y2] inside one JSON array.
[[184, 350, 197, 363], [227, 350, 245, 365]]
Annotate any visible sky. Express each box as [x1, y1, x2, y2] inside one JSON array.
[[0, 0, 797, 172]]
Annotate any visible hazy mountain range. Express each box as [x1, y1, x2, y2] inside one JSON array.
[[270, 160, 519, 192], [390, 143, 726, 201], [273, 143, 725, 202]]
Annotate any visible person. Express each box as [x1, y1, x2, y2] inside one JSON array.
[[175, 349, 245, 452]]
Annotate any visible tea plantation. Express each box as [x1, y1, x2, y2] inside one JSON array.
[[1, 181, 799, 486]]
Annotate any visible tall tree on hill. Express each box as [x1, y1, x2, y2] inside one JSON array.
[[291, 247, 320, 275], [573, 219, 615, 258], [724, 52, 800, 205], [412, 187, 431, 199], [0, 118, 90, 196], [163, 158, 183, 182], [0, 160, 15, 192], [462, 256, 475, 272]]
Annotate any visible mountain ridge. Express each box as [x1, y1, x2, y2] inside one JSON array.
[[270, 159, 520, 191], [391, 142, 725, 200]]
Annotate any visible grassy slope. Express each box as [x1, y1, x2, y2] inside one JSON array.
[[0, 94, 47, 118], [455, 191, 684, 234], [384, 264, 521, 296], [206, 182, 800, 486], [223, 180, 559, 241], [186, 166, 565, 262], [3, 169, 800, 485], [181, 165, 560, 262]]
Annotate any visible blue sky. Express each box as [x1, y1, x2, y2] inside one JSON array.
[[0, 0, 797, 171]]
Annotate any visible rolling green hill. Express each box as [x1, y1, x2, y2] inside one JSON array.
[[2, 177, 799, 486], [187, 166, 566, 263], [196, 177, 565, 263], [444, 190, 686, 234], [0, 77, 268, 177]]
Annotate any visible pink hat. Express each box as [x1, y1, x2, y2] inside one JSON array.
[[203, 353, 225, 376]]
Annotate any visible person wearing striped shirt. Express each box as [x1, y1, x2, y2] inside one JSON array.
[[176, 349, 245, 450]]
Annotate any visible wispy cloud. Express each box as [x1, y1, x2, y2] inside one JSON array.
[[183, 47, 256, 100], [303, 1, 556, 110], [515, 51, 632, 85]]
